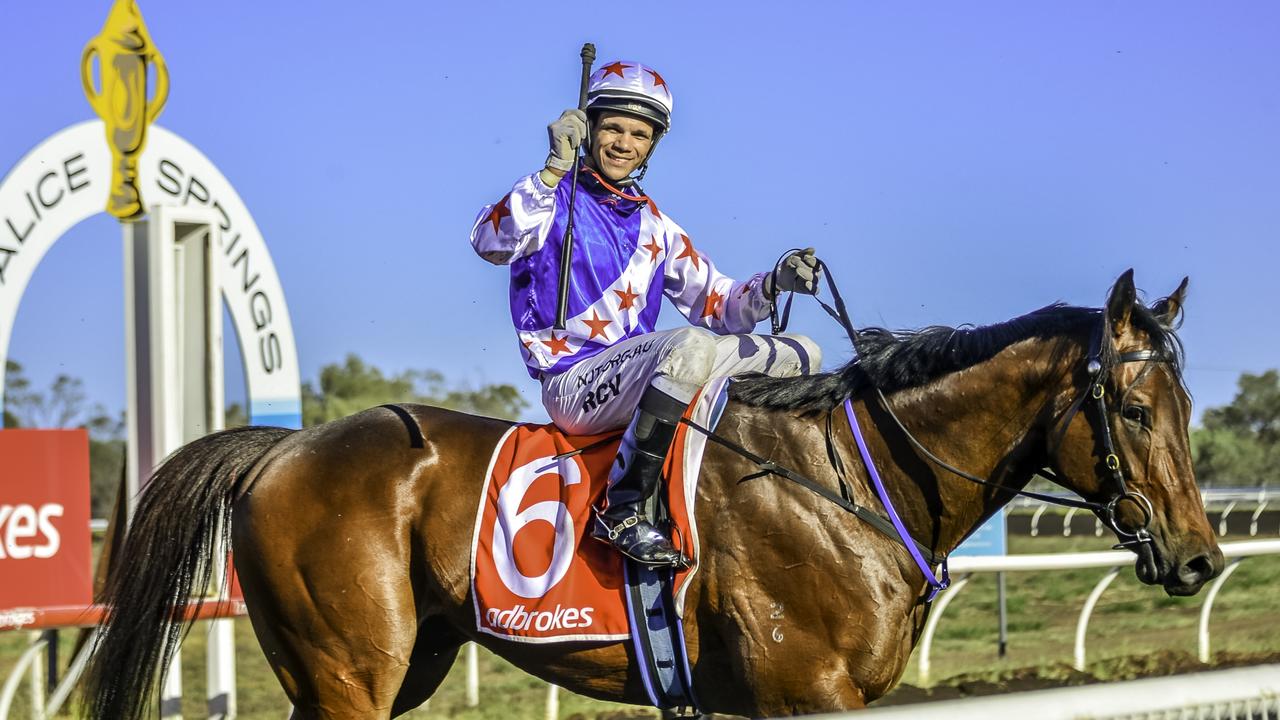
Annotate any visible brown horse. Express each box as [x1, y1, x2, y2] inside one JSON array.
[[85, 270, 1222, 719]]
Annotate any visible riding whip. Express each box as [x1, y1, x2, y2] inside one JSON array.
[[554, 42, 596, 330]]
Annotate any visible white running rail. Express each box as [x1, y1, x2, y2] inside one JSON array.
[[822, 664, 1280, 719], [916, 539, 1280, 685]]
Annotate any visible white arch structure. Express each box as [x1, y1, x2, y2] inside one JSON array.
[[0, 120, 301, 427]]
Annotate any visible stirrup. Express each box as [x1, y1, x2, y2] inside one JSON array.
[[595, 515, 687, 567]]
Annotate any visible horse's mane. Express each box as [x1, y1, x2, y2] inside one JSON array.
[[730, 302, 1185, 412]]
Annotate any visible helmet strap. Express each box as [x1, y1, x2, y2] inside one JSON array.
[[581, 165, 648, 200]]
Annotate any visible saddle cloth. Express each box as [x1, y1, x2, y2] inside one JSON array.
[[470, 377, 730, 643]]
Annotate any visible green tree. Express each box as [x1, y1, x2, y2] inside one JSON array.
[[301, 354, 528, 426], [3, 361, 119, 431], [1192, 370, 1280, 487], [225, 402, 249, 428], [89, 438, 125, 518], [4, 359, 28, 428]]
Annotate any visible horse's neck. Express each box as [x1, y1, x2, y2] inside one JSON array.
[[873, 339, 1069, 555]]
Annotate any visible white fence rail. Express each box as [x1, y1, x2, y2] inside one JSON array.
[[833, 664, 1280, 719], [1017, 488, 1279, 539], [918, 539, 1280, 685]]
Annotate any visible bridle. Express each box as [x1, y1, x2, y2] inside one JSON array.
[[1043, 317, 1167, 552]]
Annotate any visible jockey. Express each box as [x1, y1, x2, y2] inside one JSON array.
[[470, 60, 823, 566]]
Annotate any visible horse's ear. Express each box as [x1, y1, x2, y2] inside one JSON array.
[[1151, 276, 1189, 329], [1106, 269, 1137, 338]]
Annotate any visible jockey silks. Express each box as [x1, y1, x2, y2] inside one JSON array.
[[470, 166, 772, 378]]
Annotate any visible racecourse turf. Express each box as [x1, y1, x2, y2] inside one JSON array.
[[0, 533, 1276, 718]]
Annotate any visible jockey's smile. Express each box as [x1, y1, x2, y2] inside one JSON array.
[[590, 112, 654, 181]]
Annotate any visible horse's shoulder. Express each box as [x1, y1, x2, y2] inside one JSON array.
[[715, 400, 828, 447], [699, 400, 830, 499]]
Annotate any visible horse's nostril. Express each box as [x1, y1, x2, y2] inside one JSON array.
[[1180, 553, 1217, 584]]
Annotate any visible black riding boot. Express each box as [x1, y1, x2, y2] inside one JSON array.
[[592, 385, 688, 566]]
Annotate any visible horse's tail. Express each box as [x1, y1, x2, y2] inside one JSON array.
[[83, 425, 293, 720]]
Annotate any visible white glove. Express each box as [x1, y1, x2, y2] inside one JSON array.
[[765, 248, 822, 298], [546, 109, 588, 172]]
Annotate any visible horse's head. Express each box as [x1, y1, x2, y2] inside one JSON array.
[[1049, 270, 1223, 596]]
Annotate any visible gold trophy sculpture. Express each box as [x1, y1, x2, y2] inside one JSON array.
[[81, 0, 168, 221]]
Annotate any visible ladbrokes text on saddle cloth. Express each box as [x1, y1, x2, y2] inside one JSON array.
[[469, 378, 729, 643]]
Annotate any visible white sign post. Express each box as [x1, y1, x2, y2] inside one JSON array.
[[125, 205, 232, 718]]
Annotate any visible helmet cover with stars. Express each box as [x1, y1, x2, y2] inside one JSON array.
[[586, 60, 673, 134]]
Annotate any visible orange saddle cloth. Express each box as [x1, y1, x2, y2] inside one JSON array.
[[469, 377, 729, 643]]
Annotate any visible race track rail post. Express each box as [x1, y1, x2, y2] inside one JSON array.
[[1198, 559, 1243, 663], [916, 573, 972, 687], [1074, 566, 1121, 671]]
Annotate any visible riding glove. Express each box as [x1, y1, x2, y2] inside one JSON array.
[[765, 248, 822, 298], [546, 109, 588, 173]]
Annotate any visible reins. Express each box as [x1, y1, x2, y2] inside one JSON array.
[[702, 255, 1168, 599], [676, 417, 945, 567]]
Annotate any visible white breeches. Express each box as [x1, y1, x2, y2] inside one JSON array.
[[540, 326, 822, 435]]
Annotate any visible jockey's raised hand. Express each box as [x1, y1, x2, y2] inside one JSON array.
[[765, 248, 823, 297], [544, 109, 588, 180]]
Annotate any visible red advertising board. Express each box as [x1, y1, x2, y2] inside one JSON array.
[[0, 430, 92, 614]]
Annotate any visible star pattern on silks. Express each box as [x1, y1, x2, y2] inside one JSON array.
[[614, 283, 640, 311], [646, 68, 669, 95], [675, 234, 701, 270], [702, 288, 725, 319], [601, 61, 631, 78], [544, 333, 571, 355], [485, 195, 511, 233], [647, 198, 662, 219], [583, 310, 612, 341], [521, 338, 535, 352], [643, 235, 662, 263]]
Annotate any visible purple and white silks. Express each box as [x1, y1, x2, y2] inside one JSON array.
[[470, 169, 771, 378]]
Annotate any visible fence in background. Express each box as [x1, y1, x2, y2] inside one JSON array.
[[917, 539, 1280, 685], [1013, 488, 1279, 539]]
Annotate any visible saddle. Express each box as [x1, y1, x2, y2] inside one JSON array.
[[469, 377, 731, 710]]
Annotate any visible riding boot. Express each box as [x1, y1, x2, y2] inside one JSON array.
[[592, 383, 690, 566]]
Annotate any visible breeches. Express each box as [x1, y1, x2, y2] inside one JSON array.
[[540, 326, 822, 435]]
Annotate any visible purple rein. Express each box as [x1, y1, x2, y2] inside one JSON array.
[[843, 399, 951, 602]]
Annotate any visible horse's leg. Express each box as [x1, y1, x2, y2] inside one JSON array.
[[389, 616, 466, 716], [236, 535, 418, 719], [234, 497, 419, 718]]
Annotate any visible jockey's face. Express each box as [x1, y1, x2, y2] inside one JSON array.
[[591, 112, 655, 182]]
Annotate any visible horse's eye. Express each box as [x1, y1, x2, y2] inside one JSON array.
[[1123, 405, 1149, 426]]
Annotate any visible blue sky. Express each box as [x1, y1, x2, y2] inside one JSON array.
[[2, 1, 1277, 425]]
